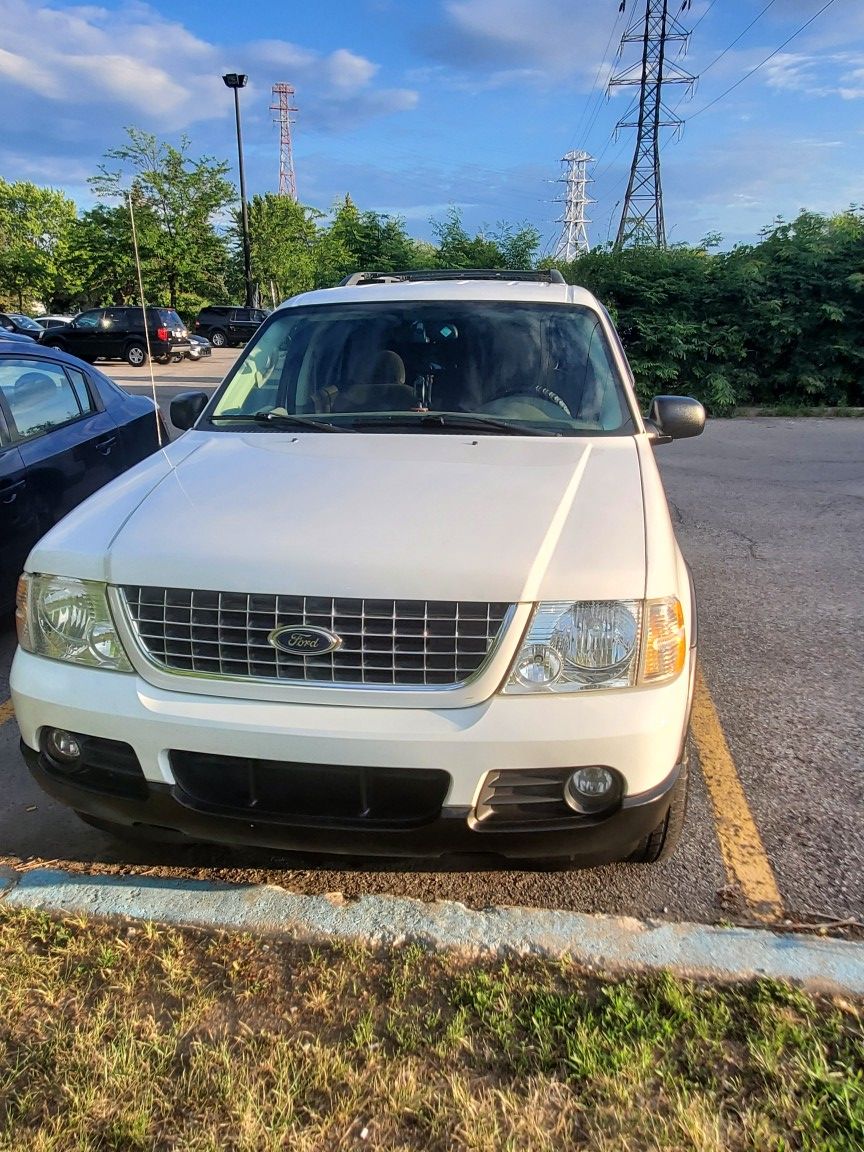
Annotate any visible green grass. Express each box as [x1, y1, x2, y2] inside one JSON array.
[[0, 907, 861, 1150]]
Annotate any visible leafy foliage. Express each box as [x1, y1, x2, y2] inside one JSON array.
[[551, 205, 864, 409], [89, 127, 234, 313], [0, 179, 77, 311]]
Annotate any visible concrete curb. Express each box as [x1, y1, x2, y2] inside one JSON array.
[[1, 866, 863, 994]]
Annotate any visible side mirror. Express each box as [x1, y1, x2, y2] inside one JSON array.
[[170, 390, 209, 431], [647, 396, 706, 443]]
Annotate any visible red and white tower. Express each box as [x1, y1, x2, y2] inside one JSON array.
[[270, 83, 298, 199]]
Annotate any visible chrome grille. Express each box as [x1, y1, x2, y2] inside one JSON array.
[[120, 587, 512, 688]]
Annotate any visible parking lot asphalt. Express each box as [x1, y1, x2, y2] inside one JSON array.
[[0, 355, 861, 932]]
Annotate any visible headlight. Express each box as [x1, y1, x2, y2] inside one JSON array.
[[16, 575, 132, 671], [503, 597, 684, 694]]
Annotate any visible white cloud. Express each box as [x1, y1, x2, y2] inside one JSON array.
[[419, 0, 619, 88], [0, 1, 419, 134], [324, 48, 378, 91], [762, 51, 864, 100]]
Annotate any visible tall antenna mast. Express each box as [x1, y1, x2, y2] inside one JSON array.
[[553, 150, 595, 261], [609, 0, 695, 248], [270, 83, 298, 199]]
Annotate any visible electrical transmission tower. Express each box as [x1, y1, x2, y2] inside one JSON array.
[[553, 150, 595, 261], [270, 83, 298, 199], [609, 0, 695, 249]]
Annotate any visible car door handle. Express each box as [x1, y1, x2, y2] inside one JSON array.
[[94, 435, 117, 455], [0, 478, 26, 503]]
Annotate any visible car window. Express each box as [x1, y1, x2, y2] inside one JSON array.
[[74, 311, 102, 330], [103, 308, 128, 329], [65, 366, 96, 415], [0, 359, 84, 439], [9, 314, 43, 334]]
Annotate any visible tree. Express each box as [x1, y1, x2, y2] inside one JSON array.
[[730, 208, 864, 405], [89, 128, 234, 311], [430, 207, 540, 269], [325, 195, 420, 281], [67, 202, 144, 308], [246, 194, 323, 304], [0, 179, 77, 311]]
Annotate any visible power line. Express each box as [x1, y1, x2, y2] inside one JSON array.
[[570, 9, 625, 149], [687, 0, 838, 122], [688, 0, 718, 35], [696, 0, 779, 81]]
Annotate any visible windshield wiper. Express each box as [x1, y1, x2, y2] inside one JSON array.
[[345, 412, 558, 437], [211, 411, 350, 433]]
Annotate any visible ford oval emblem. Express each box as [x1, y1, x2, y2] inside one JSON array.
[[268, 625, 343, 657]]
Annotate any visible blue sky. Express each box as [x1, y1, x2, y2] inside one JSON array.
[[1, 0, 861, 251]]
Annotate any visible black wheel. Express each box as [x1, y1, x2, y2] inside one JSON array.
[[209, 329, 227, 348], [74, 811, 195, 845], [626, 738, 691, 864], [126, 342, 147, 367]]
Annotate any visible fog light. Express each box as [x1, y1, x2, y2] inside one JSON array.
[[43, 728, 82, 766], [564, 766, 620, 814]]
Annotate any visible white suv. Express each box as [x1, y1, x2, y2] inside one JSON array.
[[12, 269, 705, 865]]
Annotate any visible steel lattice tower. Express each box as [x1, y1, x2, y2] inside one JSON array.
[[270, 83, 298, 199], [553, 150, 595, 261], [609, 0, 695, 248]]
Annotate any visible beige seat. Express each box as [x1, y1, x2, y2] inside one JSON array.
[[324, 350, 416, 413]]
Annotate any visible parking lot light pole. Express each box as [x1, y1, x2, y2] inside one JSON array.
[[222, 72, 254, 308]]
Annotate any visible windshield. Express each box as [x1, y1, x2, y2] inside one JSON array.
[[209, 300, 635, 435], [9, 315, 43, 332]]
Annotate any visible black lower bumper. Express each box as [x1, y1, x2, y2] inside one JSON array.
[[23, 741, 680, 865]]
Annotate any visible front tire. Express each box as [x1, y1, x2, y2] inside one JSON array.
[[126, 342, 147, 367], [209, 329, 227, 348], [626, 739, 691, 864]]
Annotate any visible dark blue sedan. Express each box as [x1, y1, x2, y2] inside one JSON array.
[[0, 339, 166, 612]]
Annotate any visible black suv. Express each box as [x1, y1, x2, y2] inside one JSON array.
[[43, 306, 191, 367], [193, 306, 268, 348]]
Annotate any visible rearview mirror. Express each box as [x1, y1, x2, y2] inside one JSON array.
[[647, 396, 706, 443], [170, 390, 209, 431]]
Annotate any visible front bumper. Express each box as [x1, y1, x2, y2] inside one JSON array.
[[22, 742, 681, 863], [12, 649, 693, 862]]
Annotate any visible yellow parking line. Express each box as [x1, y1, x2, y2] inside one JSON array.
[[691, 665, 783, 922], [0, 698, 14, 726]]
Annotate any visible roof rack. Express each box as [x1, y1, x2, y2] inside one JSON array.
[[338, 268, 566, 287]]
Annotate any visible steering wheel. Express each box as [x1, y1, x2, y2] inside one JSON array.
[[480, 385, 572, 417]]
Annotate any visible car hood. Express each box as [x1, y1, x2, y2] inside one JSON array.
[[32, 431, 647, 603]]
